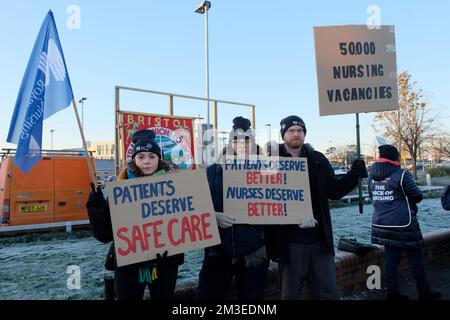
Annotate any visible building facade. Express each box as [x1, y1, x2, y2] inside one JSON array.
[[87, 141, 115, 160]]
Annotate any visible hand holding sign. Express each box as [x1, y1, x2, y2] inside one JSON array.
[[298, 218, 318, 229], [215, 211, 235, 228], [156, 250, 169, 265], [350, 159, 368, 178], [86, 182, 113, 243]]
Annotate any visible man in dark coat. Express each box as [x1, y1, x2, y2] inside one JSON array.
[[265, 115, 368, 299], [369, 144, 441, 300]]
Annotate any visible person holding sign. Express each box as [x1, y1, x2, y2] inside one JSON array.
[[369, 144, 441, 300], [442, 184, 450, 211], [265, 115, 368, 299], [87, 130, 184, 300], [197, 116, 270, 300]]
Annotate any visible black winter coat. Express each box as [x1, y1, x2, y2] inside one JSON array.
[[206, 163, 266, 258], [264, 143, 359, 263], [369, 161, 424, 248]]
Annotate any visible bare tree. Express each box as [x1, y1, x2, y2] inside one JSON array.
[[372, 71, 437, 178], [325, 146, 338, 162], [366, 139, 380, 163], [427, 132, 450, 164], [325, 144, 357, 165]]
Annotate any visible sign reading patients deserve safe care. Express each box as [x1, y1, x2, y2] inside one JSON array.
[[223, 156, 314, 224], [314, 25, 398, 116], [107, 170, 221, 267]]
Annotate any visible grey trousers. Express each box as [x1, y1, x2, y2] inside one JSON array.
[[280, 242, 337, 300]]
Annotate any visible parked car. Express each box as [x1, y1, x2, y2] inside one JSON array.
[[436, 161, 450, 168], [333, 165, 349, 176], [405, 162, 429, 170]]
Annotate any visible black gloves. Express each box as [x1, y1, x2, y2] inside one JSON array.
[[351, 159, 368, 178], [87, 183, 106, 209], [156, 250, 169, 265], [86, 183, 113, 243]]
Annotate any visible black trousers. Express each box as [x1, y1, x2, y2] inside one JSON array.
[[384, 246, 430, 294], [280, 242, 337, 300], [196, 254, 270, 300], [114, 263, 178, 300]]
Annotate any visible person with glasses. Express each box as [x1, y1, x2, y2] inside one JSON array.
[[265, 115, 368, 299], [196, 116, 270, 300]]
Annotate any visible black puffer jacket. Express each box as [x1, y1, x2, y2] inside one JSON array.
[[369, 162, 424, 248], [206, 163, 266, 258], [265, 143, 359, 263]]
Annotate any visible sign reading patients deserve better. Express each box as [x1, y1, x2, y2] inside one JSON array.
[[314, 25, 398, 116], [223, 156, 314, 224], [107, 170, 221, 267]]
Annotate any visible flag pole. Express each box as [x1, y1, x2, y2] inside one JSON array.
[[71, 98, 97, 188]]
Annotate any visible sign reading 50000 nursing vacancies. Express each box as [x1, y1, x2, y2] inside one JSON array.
[[120, 111, 196, 169], [314, 25, 398, 116]]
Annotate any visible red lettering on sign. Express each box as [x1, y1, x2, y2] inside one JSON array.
[[246, 171, 284, 185], [117, 227, 132, 256], [153, 219, 164, 249], [167, 218, 181, 246], [247, 202, 284, 216], [116, 213, 216, 258], [200, 212, 213, 240], [190, 214, 203, 241], [181, 216, 194, 243], [131, 225, 145, 253]]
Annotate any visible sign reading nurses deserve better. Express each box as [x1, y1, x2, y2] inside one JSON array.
[[314, 25, 398, 116], [107, 170, 221, 267], [223, 156, 314, 224]]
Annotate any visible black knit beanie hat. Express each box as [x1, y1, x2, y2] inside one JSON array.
[[280, 115, 307, 139], [230, 116, 254, 140], [378, 144, 400, 161], [131, 129, 162, 159]]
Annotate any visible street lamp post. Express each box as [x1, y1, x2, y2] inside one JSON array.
[[195, 1, 212, 131], [218, 130, 228, 151], [265, 124, 271, 143], [78, 97, 87, 132], [50, 129, 55, 151]]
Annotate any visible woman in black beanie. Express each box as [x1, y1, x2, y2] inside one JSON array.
[[86, 129, 184, 300], [196, 116, 270, 300], [368, 144, 441, 300]]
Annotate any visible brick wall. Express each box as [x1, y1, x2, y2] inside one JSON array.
[[174, 229, 450, 299]]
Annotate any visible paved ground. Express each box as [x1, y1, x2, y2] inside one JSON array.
[[344, 262, 450, 300]]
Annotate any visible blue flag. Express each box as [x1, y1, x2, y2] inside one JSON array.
[[7, 10, 74, 173]]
